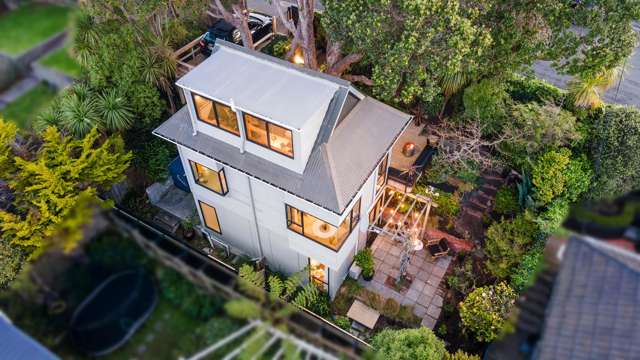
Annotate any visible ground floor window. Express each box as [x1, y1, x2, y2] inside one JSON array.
[[309, 258, 329, 292], [199, 201, 221, 234]]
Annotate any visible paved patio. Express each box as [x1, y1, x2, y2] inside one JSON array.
[[359, 233, 451, 329]]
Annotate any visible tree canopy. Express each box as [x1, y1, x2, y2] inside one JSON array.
[[370, 327, 447, 360]]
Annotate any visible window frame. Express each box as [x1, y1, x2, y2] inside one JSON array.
[[189, 160, 229, 196], [308, 258, 329, 292], [198, 200, 222, 234], [243, 112, 295, 159], [376, 152, 389, 192], [285, 199, 361, 252], [191, 93, 241, 136]]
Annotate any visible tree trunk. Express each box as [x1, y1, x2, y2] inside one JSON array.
[[298, 0, 317, 69], [212, 0, 254, 49]]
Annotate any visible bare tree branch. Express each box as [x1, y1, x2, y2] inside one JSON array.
[[342, 74, 374, 86]]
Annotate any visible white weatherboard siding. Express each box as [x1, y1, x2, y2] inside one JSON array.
[[179, 143, 384, 298]]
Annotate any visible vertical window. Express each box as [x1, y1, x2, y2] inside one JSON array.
[[369, 192, 385, 226], [199, 201, 221, 234], [189, 160, 229, 195], [309, 258, 329, 292], [243, 113, 294, 158], [192, 94, 240, 135], [351, 198, 361, 226], [376, 153, 389, 191], [287, 205, 303, 233]]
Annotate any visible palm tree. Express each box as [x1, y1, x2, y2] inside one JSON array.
[[59, 86, 101, 138], [568, 67, 621, 109], [71, 11, 100, 68], [438, 69, 469, 119], [96, 89, 134, 132], [140, 29, 178, 112]]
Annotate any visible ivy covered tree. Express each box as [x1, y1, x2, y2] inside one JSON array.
[[484, 212, 539, 280], [322, 0, 491, 105], [590, 106, 640, 200], [0, 120, 132, 287]]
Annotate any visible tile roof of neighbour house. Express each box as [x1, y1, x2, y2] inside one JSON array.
[[176, 40, 351, 130], [535, 236, 640, 360], [154, 96, 411, 214], [0, 313, 59, 360]]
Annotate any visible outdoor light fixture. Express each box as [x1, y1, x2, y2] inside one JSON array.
[[402, 142, 416, 157], [292, 47, 304, 65]]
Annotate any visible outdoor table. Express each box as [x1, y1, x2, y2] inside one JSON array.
[[346, 300, 380, 330]]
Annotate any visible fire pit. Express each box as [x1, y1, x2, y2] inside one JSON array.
[[402, 142, 416, 157]]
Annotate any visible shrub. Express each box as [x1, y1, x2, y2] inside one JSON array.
[[370, 327, 447, 360], [506, 76, 566, 106], [334, 315, 351, 331], [354, 248, 375, 279], [446, 257, 477, 296], [589, 105, 640, 200], [397, 305, 420, 326], [463, 78, 509, 134], [436, 323, 447, 337], [382, 297, 400, 318], [157, 268, 224, 320], [132, 136, 178, 182], [535, 198, 570, 235], [485, 212, 539, 279], [85, 231, 148, 272], [176, 317, 242, 356], [224, 298, 261, 320], [433, 191, 461, 226], [459, 282, 517, 342], [531, 149, 592, 206], [510, 246, 544, 292], [364, 290, 384, 312], [494, 186, 520, 216]]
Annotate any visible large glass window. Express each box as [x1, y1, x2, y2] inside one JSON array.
[[192, 94, 240, 135], [286, 200, 361, 251], [376, 153, 389, 192], [199, 201, 221, 234], [189, 160, 228, 195], [243, 113, 294, 158]]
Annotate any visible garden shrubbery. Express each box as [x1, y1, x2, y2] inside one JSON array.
[[370, 327, 447, 360], [459, 282, 517, 342], [157, 268, 225, 320]]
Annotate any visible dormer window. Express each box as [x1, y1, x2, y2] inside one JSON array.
[[243, 113, 294, 158], [192, 94, 240, 136]]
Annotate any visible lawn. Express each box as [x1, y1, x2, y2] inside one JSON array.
[[0, 82, 57, 129], [38, 45, 82, 77], [0, 4, 74, 55]]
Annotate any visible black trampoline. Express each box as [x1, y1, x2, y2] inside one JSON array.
[[70, 269, 157, 356]]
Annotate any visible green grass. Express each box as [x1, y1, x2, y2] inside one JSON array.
[[0, 82, 57, 129], [39, 45, 82, 77], [0, 4, 73, 55]]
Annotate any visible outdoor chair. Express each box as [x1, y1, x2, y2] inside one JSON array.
[[427, 237, 450, 258]]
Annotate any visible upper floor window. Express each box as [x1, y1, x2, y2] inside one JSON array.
[[286, 199, 361, 251], [192, 94, 240, 136], [376, 153, 389, 192], [243, 113, 294, 158], [189, 160, 228, 195], [199, 201, 222, 234]]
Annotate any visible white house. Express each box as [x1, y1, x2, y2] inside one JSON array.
[[154, 40, 411, 297]]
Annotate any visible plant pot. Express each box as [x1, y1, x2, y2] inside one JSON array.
[[362, 271, 374, 281], [183, 229, 195, 240]]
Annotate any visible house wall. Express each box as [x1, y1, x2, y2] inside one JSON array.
[[176, 143, 392, 298]]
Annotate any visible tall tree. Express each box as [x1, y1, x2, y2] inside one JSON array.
[[274, 0, 318, 69], [0, 120, 132, 287], [322, 0, 491, 105], [211, 0, 254, 49]]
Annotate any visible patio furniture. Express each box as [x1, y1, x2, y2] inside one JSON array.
[[346, 300, 380, 330], [427, 237, 450, 258]]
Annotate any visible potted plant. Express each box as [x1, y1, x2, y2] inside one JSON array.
[[181, 215, 197, 240], [354, 248, 375, 281]]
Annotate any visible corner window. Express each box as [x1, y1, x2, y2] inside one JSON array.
[[199, 201, 222, 234], [376, 153, 389, 192], [286, 199, 361, 251], [189, 160, 228, 195], [243, 113, 294, 158], [192, 94, 240, 136]]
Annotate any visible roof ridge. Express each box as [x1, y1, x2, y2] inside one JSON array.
[[215, 40, 352, 88], [577, 236, 640, 272], [320, 144, 344, 212]]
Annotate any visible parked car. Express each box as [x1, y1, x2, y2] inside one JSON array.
[[199, 13, 273, 56]]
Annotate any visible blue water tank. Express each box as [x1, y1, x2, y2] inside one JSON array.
[[169, 157, 190, 193]]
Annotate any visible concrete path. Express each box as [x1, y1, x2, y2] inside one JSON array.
[[532, 22, 640, 107]]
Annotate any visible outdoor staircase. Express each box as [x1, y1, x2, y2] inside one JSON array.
[[456, 170, 508, 242]]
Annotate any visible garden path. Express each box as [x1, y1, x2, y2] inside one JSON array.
[[456, 170, 507, 242]]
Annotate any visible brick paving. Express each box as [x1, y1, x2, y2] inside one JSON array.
[[359, 233, 451, 329]]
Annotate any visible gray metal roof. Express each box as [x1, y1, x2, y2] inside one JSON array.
[[536, 236, 640, 359], [154, 96, 410, 214], [0, 314, 59, 360], [176, 41, 345, 130]]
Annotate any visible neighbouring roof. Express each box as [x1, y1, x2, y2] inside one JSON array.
[[154, 96, 411, 214], [176, 40, 349, 130], [0, 314, 59, 360], [535, 236, 640, 359]]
